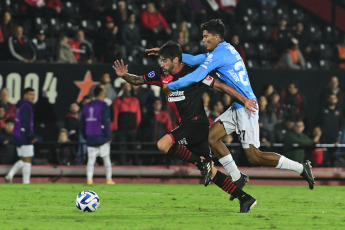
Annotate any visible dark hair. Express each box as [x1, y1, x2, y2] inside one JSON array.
[[201, 19, 225, 39], [5, 118, 14, 123], [23, 87, 34, 94], [93, 86, 104, 97], [289, 81, 299, 89], [158, 41, 182, 62]]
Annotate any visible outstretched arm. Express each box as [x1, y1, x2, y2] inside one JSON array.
[[182, 53, 208, 65], [213, 79, 258, 114], [145, 48, 207, 65], [168, 66, 209, 90], [112, 59, 145, 85]]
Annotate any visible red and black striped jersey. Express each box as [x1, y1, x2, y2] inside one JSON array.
[[143, 64, 214, 125]]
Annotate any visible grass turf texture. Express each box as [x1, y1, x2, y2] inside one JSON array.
[[1, 184, 345, 230]]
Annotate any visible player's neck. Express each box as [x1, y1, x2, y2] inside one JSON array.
[[171, 63, 184, 75]]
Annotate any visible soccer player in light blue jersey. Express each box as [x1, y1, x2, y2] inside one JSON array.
[[146, 19, 315, 195]]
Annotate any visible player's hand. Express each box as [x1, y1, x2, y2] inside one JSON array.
[[162, 84, 171, 96], [112, 59, 128, 77], [145, 47, 160, 56], [244, 98, 258, 115]]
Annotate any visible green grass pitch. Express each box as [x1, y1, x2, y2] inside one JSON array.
[[1, 183, 345, 230]]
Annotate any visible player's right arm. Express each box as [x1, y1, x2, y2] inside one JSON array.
[[112, 59, 145, 86]]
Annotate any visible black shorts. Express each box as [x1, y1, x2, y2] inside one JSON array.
[[169, 120, 212, 159]]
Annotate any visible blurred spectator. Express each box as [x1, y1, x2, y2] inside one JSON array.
[[320, 76, 344, 111], [319, 94, 343, 166], [174, 21, 197, 54], [8, 25, 36, 63], [202, 91, 211, 116], [88, 73, 117, 106], [271, 18, 291, 56], [209, 100, 224, 123], [310, 126, 324, 166], [32, 29, 52, 63], [337, 34, 345, 69], [94, 16, 126, 63], [131, 85, 156, 114], [222, 93, 232, 109], [57, 34, 77, 63], [0, 118, 17, 164], [141, 1, 172, 46], [152, 98, 172, 141], [53, 128, 76, 165], [274, 115, 295, 143], [258, 95, 277, 147], [111, 82, 141, 165], [271, 91, 284, 123], [64, 102, 80, 142], [69, 29, 94, 64], [139, 98, 172, 143], [79, 95, 91, 110], [282, 81, 306, 119], [261, 84, 275, 105], [292, 22, 312, 60], [0, 106, 8, 129], [121, 12, 144, 62], [0, 88, 16, 119], [0, 11, 14, 42], [0, 11, 14, 60], [276, 38, 306, 69], [114, 0, 129, 33], [283, 119, 320, 163], [230, 34, 246, 63]]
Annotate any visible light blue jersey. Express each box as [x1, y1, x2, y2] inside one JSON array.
[[168, 41, 257, 109]]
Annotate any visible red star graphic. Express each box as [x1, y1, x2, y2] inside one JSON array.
[[74, 71, 99, 102]]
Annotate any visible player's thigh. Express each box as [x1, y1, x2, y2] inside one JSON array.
[[236, 108, 260, 149], [99, 142, 110, 158], [17, 145, 34, 158], [87, 146, 100, 160], [171, 121, 209, 147], [214, 107, 237, 137]]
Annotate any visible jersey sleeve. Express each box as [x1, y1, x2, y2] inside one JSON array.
[[182, 53, 208, 65], [143, 68, 163, 87], [199, 51, 225, 73]]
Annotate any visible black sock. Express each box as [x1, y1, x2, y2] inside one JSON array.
[[167, 144, 202, 165], [211, 170, 246, 198]]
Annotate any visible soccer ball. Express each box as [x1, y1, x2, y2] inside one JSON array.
[[76, 190, 100, 212]]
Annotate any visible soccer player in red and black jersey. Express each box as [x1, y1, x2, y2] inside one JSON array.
[[112, 41, 257, 212]]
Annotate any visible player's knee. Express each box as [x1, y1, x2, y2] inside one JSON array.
[[208, 135, 218, 148], [157, 139, 168, 154]]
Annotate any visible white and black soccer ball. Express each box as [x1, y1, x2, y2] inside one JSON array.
[[76, 190, 100, 212]]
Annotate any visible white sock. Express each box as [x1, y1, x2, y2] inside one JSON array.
[[276, 156, 303, 174], [22, 162, 31, 184], [87, 154, 97, 181], [103, 155, 112, 181], [7, 160, 24, 179], [219, 154, 241, 181]]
